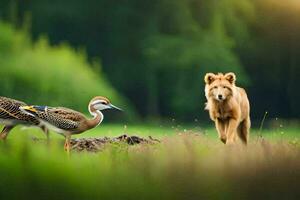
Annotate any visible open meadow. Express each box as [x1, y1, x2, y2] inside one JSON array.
[[0, 124, 299, 200], [1, 0, 300, 199]]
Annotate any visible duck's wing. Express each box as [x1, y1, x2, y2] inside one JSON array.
[[0, 97, 38, 124], [30, 106, 87, 131]]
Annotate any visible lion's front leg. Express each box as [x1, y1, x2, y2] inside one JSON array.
[[215, 119, 227, 144], [226, 118, 239, 145]]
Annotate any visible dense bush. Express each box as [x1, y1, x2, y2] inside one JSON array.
[[0, 22, 136, 120]]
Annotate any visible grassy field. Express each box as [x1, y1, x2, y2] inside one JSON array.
[[8, 123, 300, 140], [0, 124, 299, 200]]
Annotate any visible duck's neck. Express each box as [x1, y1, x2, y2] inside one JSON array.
[[87, 110, 104, 129]]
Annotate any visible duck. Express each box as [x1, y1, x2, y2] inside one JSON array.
[[20, 96, 122, 153]]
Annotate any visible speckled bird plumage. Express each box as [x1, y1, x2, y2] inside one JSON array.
[[20, 96, 122, 153], [0, 96, 48, 140], [0, 97, 39, 125], [26, 106, 87, 134]]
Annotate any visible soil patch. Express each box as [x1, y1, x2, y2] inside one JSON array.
[[70, 134, 160, 152]]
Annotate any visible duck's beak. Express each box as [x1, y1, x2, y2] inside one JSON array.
[[108, 104, 123, 111]]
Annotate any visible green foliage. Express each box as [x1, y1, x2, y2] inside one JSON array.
[[142, 0, 250, 119], [240, 0, 300, 118], [0, 0, 299, 120], [0, 22, 136, 120], [7, 0, 251, 120]]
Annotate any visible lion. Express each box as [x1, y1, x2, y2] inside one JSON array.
[[204, 72, 250, 145]]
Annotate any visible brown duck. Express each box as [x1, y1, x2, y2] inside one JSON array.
[[0, 96, 48, 140], [20, 96, 122, 153]]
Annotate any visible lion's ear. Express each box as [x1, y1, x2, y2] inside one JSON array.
[[225, 72, 236, 84], [204, 73, 216, 85]]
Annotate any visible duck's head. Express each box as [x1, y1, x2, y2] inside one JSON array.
[[89, 96, 122, 113]]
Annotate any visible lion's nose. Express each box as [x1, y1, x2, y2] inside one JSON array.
[[218, 95, 223, 100]]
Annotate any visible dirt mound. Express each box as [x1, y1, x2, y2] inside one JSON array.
[[70, 135, 160, 152]]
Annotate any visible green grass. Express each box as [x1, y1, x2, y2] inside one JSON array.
[[0, 124, 299, 200], [5, 123, 203, 139], [8, 123, 299, 141]]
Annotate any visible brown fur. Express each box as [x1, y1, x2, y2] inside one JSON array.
[[204, 72, 251, 145]]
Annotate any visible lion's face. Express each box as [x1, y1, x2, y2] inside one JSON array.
[[204, 72, 236, 102]]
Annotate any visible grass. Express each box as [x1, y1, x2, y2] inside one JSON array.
[[0, 124, 299, 200], [8, 123, 300, 139]]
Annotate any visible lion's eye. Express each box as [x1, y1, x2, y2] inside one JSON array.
[[214, 86, 218, 89], [223, 86, 226, 89]]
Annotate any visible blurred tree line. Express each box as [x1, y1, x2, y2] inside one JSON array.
[[0, 0, 299, 122], [0, 22, 136, 120]]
